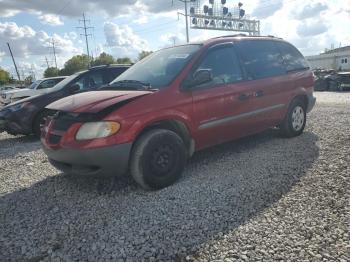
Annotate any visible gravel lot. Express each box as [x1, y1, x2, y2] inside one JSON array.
[[0, 92, 349, 261]]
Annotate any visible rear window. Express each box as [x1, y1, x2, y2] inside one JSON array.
[[277, 42, 310, 72], [235, 40, 285, 79], [105, 67, 129, 83]]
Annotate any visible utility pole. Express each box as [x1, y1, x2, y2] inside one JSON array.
[[45, 56, 50, 69], [174, 0, 190, 43], [49, 38, 58, 68], [77, 13, 93, 65], [31, 64, 36, 80], [6, 42, 21, 81]]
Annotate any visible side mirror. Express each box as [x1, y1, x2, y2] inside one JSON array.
[[190, 69, 213, 88], [68, 84, 80, 94]]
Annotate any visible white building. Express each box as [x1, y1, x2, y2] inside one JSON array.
[[306, 46, 350, 71]]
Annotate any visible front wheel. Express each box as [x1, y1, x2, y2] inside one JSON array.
[[280, 99, 306, 137], [130, 129, 187, 190]]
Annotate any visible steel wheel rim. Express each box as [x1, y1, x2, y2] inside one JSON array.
[[291, 106, 305, 131]]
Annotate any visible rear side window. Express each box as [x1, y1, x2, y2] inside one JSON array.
[[277, 42, 309, 72], [73, 71, 104, 90], [37, 79, 58, 89], [235, 40, 285, 79], [105, 67, 128, 83]]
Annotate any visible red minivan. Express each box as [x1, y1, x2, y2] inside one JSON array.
[[41, 36, 316, 190]]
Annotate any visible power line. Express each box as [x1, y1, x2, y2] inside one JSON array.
[[57, 0, 71, 15]]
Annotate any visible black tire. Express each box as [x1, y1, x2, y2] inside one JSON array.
[[130, 129, 187, 190], [33, 110, 54, 138], [280, 98, 306, 138]]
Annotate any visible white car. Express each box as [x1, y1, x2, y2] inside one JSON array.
[[0, 86, 19, 107], [0, 76, 67, 105]]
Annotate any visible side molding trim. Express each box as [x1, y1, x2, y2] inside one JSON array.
[[199, 104, 285, 130]]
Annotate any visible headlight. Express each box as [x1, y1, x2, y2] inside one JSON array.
[[7, 101, 31, 112], [75, 121, 121, 140]]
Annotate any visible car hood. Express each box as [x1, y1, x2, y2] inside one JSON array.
[[46, 90, 152, 113], [3, 88, 30, 95]]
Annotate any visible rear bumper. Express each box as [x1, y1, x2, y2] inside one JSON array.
[[43, 143, 132, 177], [307, 94, 316, 113]]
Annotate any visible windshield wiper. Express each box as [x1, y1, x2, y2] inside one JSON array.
[[108, 80, 153, 90]]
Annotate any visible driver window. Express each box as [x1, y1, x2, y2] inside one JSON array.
[[196, 46, 243, 88], [73, 71, 104, 90]]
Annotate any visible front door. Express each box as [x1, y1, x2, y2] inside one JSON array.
[[189, 43, 255, 150]]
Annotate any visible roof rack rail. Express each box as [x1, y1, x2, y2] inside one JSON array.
[[89, 65, 108, 70], [213, 34, 283, 40], [89, 64, 133, 70], [213, 34, 247, 39]]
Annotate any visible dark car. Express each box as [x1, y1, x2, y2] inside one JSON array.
[[0, 65, 130, 137], [42, 36, 316, 190]]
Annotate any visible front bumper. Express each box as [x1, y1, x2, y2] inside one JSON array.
[[43, 143, 132, 177], [0, 119, 6, 133], [306, 94, 316, 113], [0, 107, 33, 135]]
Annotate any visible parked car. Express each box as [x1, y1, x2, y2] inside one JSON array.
[[335, 72, 350, 91], [0, 65, 130, 136], [0, 85, 18, 93], [0, 77, 67, 105], [41, 36, 316, 190], [0, 86, 18, 105]]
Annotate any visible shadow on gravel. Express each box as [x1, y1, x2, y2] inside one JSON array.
[[0, 134, 40, 159], [0, 130, 319, 260]]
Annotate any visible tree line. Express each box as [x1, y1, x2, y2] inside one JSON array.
[[0, 50, 153, 85]]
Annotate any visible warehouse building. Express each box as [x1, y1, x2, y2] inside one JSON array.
[[306, 46, 350, 71]]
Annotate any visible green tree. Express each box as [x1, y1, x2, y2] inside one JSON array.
[[91, 52, 116, 66], [60, 54, 90, 76], [44, 67, 60, 78], [24, 75, 34, 85], [0, 67, 10, 85], [115, 57, 132, 64], [138, 50, 153, 61]]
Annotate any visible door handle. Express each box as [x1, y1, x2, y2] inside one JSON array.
[[238, 93, 250, 101], [254, 90, 264, 97]]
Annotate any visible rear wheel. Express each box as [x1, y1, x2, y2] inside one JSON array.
[[130, 129, 187, 190], [33, 110, 54, 138], [280, 99, 306, 137]]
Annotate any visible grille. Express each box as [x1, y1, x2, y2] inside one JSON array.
[[52, 117, 78, 131]]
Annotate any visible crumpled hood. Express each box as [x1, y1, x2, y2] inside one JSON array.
[[46, 90, 152, 113]]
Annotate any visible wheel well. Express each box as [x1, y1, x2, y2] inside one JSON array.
[[294, 95, 308, 109], [31, 109, 54, 133], [135, 119, 193, 154]]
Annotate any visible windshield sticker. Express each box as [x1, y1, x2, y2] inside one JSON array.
[[169, 54, 190, 59]]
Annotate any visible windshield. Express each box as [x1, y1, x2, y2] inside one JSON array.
[[51, 71, 86, 91], [28, 80, 41, 89], [110, 44, 201, 89]]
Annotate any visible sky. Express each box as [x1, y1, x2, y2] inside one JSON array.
[[0, 0, 349, 79]]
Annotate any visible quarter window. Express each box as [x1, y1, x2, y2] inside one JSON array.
[[195, 46, 243, 88], [235, 40, 285, 79], [277, 42, 309, 72]]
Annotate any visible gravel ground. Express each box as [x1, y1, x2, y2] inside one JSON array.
[[0, 92, 349, 261]]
